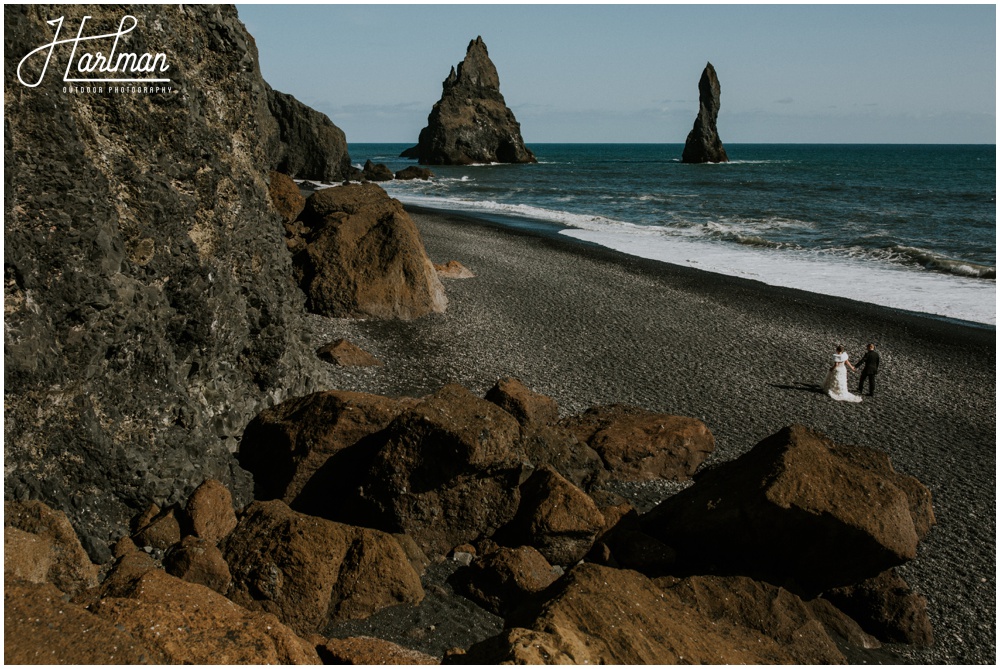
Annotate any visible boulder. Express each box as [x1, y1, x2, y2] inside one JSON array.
[[641, 425, 935, 594], [362, 160, 395, 181], [5, 581, 165, 664], [395, 166, 435, 181], [4, 500, 98, 595], [268, 86, 354, 181], [237, 389, 410, 504], [184, 478, 238, 544], [163, 536, 232, 594], [132, 506, 182, 550], [825, 569, 934, 645], [5, 5, 332, 555], [317, 338, 383, 367], [357, 383, 527, 556], [292, 183, 448, 319], [434, 260, 476, 279], [485, 377, 559, 428], [498, 465, 605, 565], [463, 563, 841, 664], [561, 404, 715, 481], [681, 62, 729, 163], [269, 171, 306, 224], [90, 568, 321, 664], [518, 424, 607, 491], [659, 574, 849, 663], [453, 545, 560, 616], [402, 37, 536, 165], [222, 500, 424, 634], [319, 637, 439, 664]]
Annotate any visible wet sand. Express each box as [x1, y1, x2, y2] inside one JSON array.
[[302, 206, 995, 664]]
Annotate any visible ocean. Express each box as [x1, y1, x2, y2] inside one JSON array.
[[347, 143, 996, 326]]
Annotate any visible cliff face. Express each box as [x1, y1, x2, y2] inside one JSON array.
[[268, 86, 355, 182], [402, 37, 536, 165], [4, 5, 326, 559], [681, 62, 729, 164]]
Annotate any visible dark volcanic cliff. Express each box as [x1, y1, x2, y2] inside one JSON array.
[[681, 62, 729, 164], [402, 36, 536, 165], [268, 85, 355, 182], [4, 5, 329, 559]]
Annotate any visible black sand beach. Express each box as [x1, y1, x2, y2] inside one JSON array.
[[301, 207, 995, 664]]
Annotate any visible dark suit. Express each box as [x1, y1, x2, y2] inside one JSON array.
[[857, 349, 880, 395]]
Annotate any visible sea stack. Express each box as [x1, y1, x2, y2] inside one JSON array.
[[401, 36, 536, 165], [681, 62, 729, 164]]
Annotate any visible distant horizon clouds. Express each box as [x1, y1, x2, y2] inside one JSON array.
[[238, 4, 996, 144]]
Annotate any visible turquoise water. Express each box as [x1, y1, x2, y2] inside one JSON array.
[[347, 143, 996, 324]]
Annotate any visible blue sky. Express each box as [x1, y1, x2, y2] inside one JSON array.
[[238, 4, 996, 144]]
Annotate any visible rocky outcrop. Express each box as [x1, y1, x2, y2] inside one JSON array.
[[358, 384, 527, 556], [498, 465, 605, 565], [402, 37, 536, 165], [395, 166, 435, 181], [163, 536, 232, 593], [486, 377, 559, 428], [681, 62, 729, 163], [292, 183, 448, 319], [90, 568, 322, 664], [238, 389, 412, 504], [5, 581, 166, 664], [4, 500, 99, 595], [5, 5, 332, 557], [268, 86, 354, 181], [462, 563, 846, 664], [268, 171, 307, 224], [454, 545, 559, 616], [826, 569, 934, 645], [562, 404, 715, 481], [641, 425, 935, 594], [362, 160, 394, 182], [222, 500, 424, 635]]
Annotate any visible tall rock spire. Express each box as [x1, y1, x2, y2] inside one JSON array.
[[682, 62, 729, 164], [401, 37, 536, 165]]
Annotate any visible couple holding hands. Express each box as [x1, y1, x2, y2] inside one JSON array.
[[823, 343, 880, 403]]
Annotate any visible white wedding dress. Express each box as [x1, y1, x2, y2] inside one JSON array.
[[822, 352, 862, 403]]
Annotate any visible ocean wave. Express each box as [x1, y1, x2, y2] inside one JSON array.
[[887, 246, 996, 280]]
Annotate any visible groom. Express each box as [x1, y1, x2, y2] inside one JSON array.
[[856, 342, 880, 396]]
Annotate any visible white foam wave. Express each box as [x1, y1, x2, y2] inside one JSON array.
[[561, 228, 995, 325]]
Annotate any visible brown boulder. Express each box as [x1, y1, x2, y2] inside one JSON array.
[[395, 166, 435, 181], [237, 389, 410, 504], [268, 170, 306, 223], [319, 636, 439, 664], [659, 574, 848, 663], [222, 500, 424, 634], [518, 424, 607, 491], [360, 383, 526, 556], [454, 545, 559, 616], [642, 425, 934, 594], [362, 159, 395, 181], [4, 500, 98, 595], [317, 338, 383, 366], [561, 404, 715, 481], [184, 478, 238, 544], [293, 183, 447, 319], [5, 580, 165, 664], [131, 505, 182, 550], [499, 465, 605, 565], [825, 568, 934, 645], [434, 259, 475, 278], [465, 563, 838, 664], [485, 376, 558, 428], [164, 536, 232, 593], [90, 568, 321, 664]]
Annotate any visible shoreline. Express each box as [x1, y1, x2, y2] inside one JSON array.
[[405, 203, 996, 337], [303, 205, 995, 664]]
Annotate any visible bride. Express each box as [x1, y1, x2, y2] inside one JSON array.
[[822, 345, 862, 402]]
